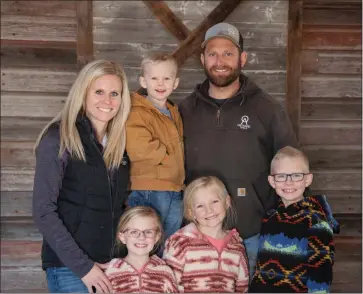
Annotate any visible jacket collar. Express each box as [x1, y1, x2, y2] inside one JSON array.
[[194, 74, 255, 107]]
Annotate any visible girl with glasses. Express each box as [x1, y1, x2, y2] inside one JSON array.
[[105, 206, 177, 293]]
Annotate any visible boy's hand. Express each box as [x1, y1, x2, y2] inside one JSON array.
[[81, 263, 113, 293]]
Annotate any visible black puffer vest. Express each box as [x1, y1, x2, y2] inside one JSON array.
[[41, 117, 130, 269]]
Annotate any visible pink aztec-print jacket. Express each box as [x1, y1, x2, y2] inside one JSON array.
[[105, 255, 178, 293], [163, 223, 249, 293]]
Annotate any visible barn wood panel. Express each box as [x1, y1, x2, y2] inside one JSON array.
[[93, 1, 287, 24], [1, 46, 77, 70], [0, 266, 46, 293], [95, 43, 286, 70], [1, 15, 76, 42], [1, 68, 77, 93], [302, 145, 361, 168], [302, 24, 361, 50], [309, 168, 361, 192], [1, 0, 76, 17], [1, 92, 66, 118], [94, 19, 287, 48], [1, 142, 35, 168], [301, 75, 361, 98], [302, 50, 362, 75], [301, 97, 361, 120], [303, 8, 361, 25], [1, 241, 42, 267], [1, 192, 34, 217], [299, 121, 361, 145], [1, 117, 49, 142]]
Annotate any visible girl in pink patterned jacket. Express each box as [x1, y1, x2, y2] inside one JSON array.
[[105, 206, 178, 293], [163, 176, 249, 293]]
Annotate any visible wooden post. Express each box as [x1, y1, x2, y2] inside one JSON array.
[[76, 0, 93, 70], [286, 0, 303, 139]]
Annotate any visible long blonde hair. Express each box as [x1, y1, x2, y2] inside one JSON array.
[[34, 60, 131, 169], [184, 176, 237, 230]]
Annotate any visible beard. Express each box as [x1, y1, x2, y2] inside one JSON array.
[[203, 58, 242, 87]]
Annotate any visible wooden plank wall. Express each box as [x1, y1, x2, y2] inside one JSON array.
[[1, 0, 361, 292], [300, 0, 362, 292], [1, 1, 78, 292], [93, 0, 289, 104]]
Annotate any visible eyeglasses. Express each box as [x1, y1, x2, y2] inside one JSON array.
[[271, 173, 310, 182], [122, 228, 158, 239]]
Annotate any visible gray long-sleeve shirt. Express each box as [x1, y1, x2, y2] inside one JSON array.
[[32, 127, 94, 278]]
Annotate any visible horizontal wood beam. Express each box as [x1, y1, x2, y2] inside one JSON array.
[[76, 0, 93, 70], [286, 0, 303, 139]]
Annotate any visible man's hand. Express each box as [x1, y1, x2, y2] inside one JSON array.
[[81, 263, 112, 293]]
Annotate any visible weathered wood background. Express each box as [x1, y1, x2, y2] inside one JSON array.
[[1, 0, 361, 292]]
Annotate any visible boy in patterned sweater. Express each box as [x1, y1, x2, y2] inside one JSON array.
[[250, 146, 339, 293]]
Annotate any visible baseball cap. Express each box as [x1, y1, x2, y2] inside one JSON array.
[[201, 23, 243, 50]]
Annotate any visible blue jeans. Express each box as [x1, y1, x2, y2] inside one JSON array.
[[243, 233, 260, 279], [128, 190, 183, 240], [46, 267, 88, 293]]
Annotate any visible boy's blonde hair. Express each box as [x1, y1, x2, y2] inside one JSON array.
[[141, 52, 179, 77], [115, 206, 163, 256], [183, 176, 237, 230], [271, 146, 310, 173], [34, 60, 131, 170]]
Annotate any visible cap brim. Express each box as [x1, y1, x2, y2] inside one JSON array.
[[201, 35, 241, 48]]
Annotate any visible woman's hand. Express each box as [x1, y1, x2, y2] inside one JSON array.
[[81, 263, 112, 293]]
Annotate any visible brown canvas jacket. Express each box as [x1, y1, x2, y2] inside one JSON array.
[[126, 91, 185, 192]]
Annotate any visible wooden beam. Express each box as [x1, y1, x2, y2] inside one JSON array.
[[286, 0, 303, 139], [76, 0, 93, 70], [142, 1, 200, 61], [171, 0, 243, 68], [142, 1, 190, 41]]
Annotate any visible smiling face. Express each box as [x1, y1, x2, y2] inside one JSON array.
[[139, 60, 179, 108], [201, 38, 246, 87], [268, 156, 313, 207], [85, 74, 122, 130], [118, 216, 161, 258], [190, 185, 231, 234]]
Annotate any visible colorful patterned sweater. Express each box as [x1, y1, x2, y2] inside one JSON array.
[[163, 223, 249, 293], [250, 195, 339, 293], [105, 255, 178, 293]]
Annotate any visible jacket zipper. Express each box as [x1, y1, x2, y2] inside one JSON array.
[[92, 140, 114, 259], [216, 109, 221, 127]]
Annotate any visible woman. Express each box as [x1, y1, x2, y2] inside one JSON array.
[[33, 60, 131, 293]]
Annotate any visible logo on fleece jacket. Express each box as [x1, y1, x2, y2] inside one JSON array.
[[237, 115, 250, 130]]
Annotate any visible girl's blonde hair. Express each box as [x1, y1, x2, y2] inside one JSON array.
[[34, 59, 131, 169], [183, 176, 237, 230], [114, 206, 163, 256]]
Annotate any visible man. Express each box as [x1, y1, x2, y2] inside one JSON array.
[[179, 23, 299, 277]]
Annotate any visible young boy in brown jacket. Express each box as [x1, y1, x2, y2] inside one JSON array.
[[126, 53, 184, 243]]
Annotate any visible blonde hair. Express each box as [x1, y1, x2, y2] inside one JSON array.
[[34, 60, 131, 169], [271, 146, 310, 174], [184, 176, 237, 230], [141, 52, 178, 77], [115, 206, 163, 256]]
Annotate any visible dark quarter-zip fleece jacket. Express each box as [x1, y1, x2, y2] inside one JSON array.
[[179, 74, 299, 239]]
